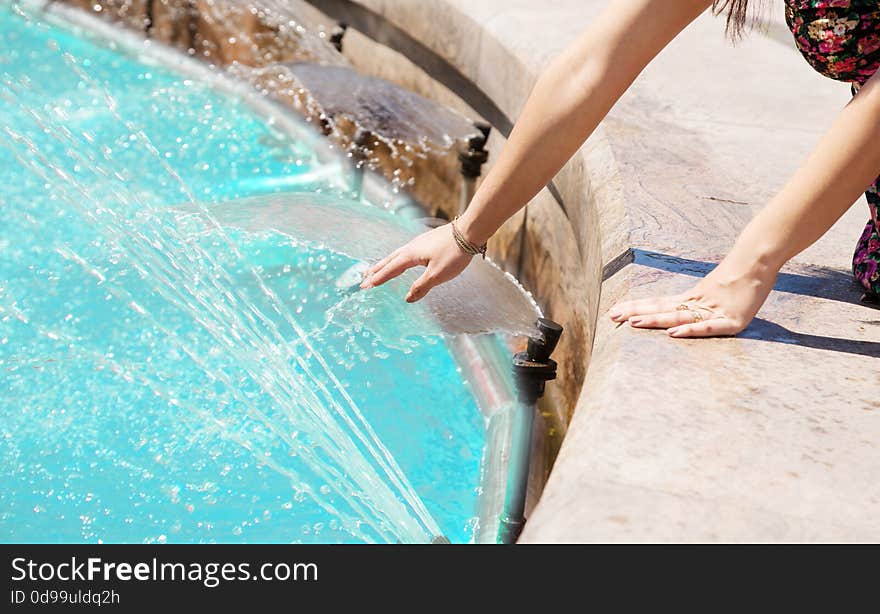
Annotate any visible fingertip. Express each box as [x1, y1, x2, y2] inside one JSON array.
[[406, 286, 427, 303]]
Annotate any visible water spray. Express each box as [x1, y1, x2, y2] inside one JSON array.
[[350, 127, 372, 200]]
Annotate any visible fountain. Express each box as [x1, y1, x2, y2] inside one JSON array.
[[0, 0, 545, 544], [53, 0, 483, 217]]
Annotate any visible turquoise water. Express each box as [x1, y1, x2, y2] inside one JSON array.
[[0, 5, 487, 543]]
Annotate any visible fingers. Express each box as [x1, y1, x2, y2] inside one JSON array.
[[363, 249, 400, 281], [628, 310, 701, 329], [363, 252, 425, 289], [406, 267, 438, 303], [609, 295, 685, 322], [621, 304, 741, 337], [667, 318, 742, 338]]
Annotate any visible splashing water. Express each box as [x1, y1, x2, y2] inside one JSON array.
[[237, 61, 481, 196], [60, 0, 347, 67], [0, 3, 502, 543], [267, 63, 480, 152], [182, 193, 542, 339], [59, 0, 483, 204]]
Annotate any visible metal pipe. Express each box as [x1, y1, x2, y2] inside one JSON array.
[[457, 121, 491, 216], [497, 318, 563, 544], [497, 399, 537, 544]]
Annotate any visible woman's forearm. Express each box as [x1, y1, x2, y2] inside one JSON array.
[[457, 0, 712, 246], [727, 71, 880, 277]]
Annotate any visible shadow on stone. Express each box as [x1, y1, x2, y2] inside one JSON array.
[[633, 249, 867, 306], [743, 318, 880, 359]]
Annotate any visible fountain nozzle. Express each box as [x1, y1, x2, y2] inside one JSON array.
[[527, 318, 563, 363], [458, 121, 492, 215], [512, 318, 563, 405], [458, 121, 491, 180], [330, 23, 348, 53]]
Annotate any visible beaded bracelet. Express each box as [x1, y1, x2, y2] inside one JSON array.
[[450, 216, 487, 259]]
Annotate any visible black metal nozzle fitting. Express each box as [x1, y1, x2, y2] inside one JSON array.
[[528, 318, 563, 363], [354, 127, 372, 149], [352, 128, 373, 161], [512, 318, 563, 405], [473, 120, 491, 146], [330, 22, 348, 53], [458, 121, 492, 179]]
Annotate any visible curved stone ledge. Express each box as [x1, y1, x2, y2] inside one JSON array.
[[317, 0, 880, 541]]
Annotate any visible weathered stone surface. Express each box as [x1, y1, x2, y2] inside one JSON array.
[[189, 0, 339, 66], [149, 0, 196, 50], [63, 0, 149, 30], [242, 62, 462, 215], [60, 0, 344, 65], [523, 244, 880, 542]]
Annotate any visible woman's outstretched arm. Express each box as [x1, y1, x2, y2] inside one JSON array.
[[611, 69, 880, 337], [361, 0, 713, 302]]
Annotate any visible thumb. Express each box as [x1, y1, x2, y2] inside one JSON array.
[[406, 267, 437, 303]]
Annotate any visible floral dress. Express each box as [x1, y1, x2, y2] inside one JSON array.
[[786, 0, 880, 295]]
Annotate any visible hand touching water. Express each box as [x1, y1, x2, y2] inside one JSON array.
[[360, 224, 473, 303]]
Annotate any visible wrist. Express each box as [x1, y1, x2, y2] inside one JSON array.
[[722, 227, 787, 282], [456, 210, 493, 247], [451, 215, 487, 258]]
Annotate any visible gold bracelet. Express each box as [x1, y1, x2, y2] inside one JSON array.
[[450, 216, 487, 259]]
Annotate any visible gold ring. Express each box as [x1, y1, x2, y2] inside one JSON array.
[[677, 302, 712, 322]]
